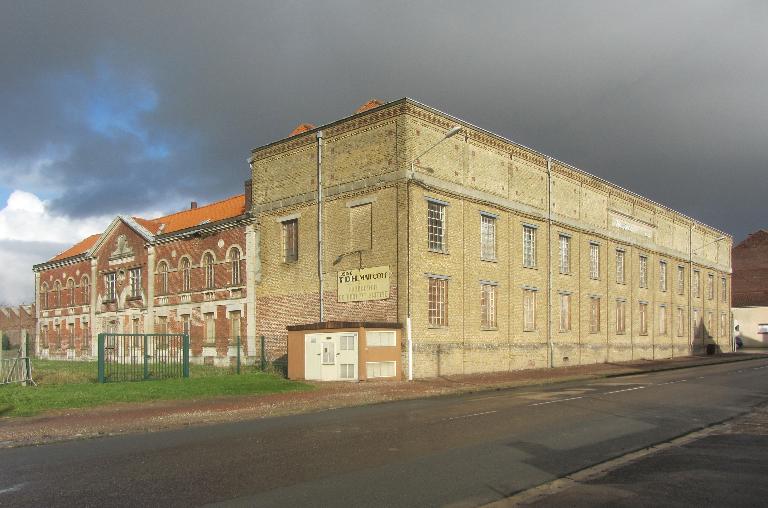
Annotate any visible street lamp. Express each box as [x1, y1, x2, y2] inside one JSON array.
[[689, 235, 726, 353], [406, 125, 463, 381]]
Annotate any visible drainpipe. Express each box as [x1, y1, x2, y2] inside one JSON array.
[[317, 131, 324, 323], [546, 157, 553, 368]]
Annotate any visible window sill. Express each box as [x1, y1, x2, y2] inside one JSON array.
[[428, 249, 449, 255], [126, 296, 142, 302], [523, 329, 536, 333], [102, 299, 116, 304], [427, 325, 449, 329], [480, 327, 498, 331], [480, 258, 497, 263], [522, 265, 537, 270]]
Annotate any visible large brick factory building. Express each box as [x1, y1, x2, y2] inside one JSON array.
[[33, 98, 732, 377]]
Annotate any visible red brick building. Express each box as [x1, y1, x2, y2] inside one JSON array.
[[33, 183, 256, 365], [732, 230, 768, 347], [0, 304, 35, 352]]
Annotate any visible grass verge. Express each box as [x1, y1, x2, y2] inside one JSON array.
[[0, 360, 310, 417]]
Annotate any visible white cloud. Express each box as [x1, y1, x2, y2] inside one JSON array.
[[0, 240, 63, 305]]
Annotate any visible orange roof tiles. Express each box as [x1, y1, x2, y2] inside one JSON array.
[[50, 234, 100, 262], [289, 123, 315, 136], [147, 194, 246, 235], [354, 99, 384, 114]]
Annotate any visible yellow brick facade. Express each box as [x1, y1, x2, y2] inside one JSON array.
[[248, 99, 732, 378]]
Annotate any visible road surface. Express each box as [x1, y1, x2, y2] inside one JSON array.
[[1, 358, 767, 507]]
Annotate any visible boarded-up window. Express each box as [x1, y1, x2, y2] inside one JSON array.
[[205, 313, 215, 344], [349, 203, 372, 252], [282, 219, 298, 262]]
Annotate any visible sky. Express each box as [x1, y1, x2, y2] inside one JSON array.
[[1, 0, 766, 304]]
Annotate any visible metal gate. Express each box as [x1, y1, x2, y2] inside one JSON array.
[[97, 333, 189, 383]]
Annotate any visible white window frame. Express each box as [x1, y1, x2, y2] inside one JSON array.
[[282, 218, 299, 263], [129, 267, 141, 298], [427, 199, 447, 253], [677, 265, 685, 295], [659, 260, 667, 292], [428, 276, 448, 327], [639, 255, 648, 288], [480, 282, 497, 329], [559, 234, 570, 275], [589, 242, 600, 280], [616, 249, 625, 284], [105, 272, 116, 301], [480, 213, 497, 261], [523, 225, 536, 268]]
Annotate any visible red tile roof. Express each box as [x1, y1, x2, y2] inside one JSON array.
[[354, 99, 384, 114], [49, 234, 100, 262], [289, 123, 316, 136]]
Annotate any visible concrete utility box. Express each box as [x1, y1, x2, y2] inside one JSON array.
[[287, 321, 402, 381]]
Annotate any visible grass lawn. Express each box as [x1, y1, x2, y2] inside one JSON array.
[[0, 360, 311, 417]]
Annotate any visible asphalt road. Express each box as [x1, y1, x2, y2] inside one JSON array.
[[1, 358, 767, 507]]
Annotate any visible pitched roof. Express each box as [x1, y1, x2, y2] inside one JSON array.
[[49, 234, 101, 262], [289, 123, 316, 136], [354, 99, 385, 114]]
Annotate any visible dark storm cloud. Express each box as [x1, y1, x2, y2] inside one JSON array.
[[1, 0, 766, 239]]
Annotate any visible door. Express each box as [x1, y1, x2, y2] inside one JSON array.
[[320, 337, 336, 380], [337, 333, 357, 380], [304, 334, 322, 380]]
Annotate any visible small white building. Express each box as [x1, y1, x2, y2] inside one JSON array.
[[732, 230, 768, 348]]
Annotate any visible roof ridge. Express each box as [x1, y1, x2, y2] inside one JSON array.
[[150, 193, 245, 223]]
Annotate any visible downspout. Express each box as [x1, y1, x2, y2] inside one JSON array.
[[407, 170, 413, 381], [317, 130, 324, 323], [689, 224, 693, 354], [547, 157, 553, 368]]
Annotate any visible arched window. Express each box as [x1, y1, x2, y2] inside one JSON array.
[[54, 281, 62, 307], [81, 276, 90, 305], [181, 258, 191, 292], [203, 253, 215, 289], [41, 283, 49, 309], [230, 248, 241, 286], [158, 261, 169, 294], [67, 279, 75, 306]]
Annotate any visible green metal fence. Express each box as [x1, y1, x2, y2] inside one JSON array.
[[98, 333, 189, 383]]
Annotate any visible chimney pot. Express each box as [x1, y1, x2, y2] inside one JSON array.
[[190, 201, 198, 209]]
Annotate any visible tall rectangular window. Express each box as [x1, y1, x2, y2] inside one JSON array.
[[639, 255, 648, 288], [129, 268, 141, 298], [616, 300, 626, 334], [480, 283, 497, 329], [589, 243, 600, 280], [480, 213, 497, 261], [693, 309, 700, 339], [523, 289, 536, 331], [677, 266, 685, 295], [677, 307, 684, 337], [181, 314, 190, 337], [659, 305, 667, 335], [229, 310, 241, 342], [616, 250, 625, 284], [693, 270, 701, 298], [523, 225, 536, 268], [659, 261, 667, 292], [156, 316, 168, 335], [639, 302, 648, 335], [105, 272, 116, 301], [427, 200, 446, 252], [559, 235, 570, 274], [707, 273, 714, 300], [590, 297, 601, 333], [428, 276, 448, 326], [204, 312, 215, 344], [282, 218, 298, 263], [707, 312, 713, 337], [559, 293, 571, 332], [721, 277, 727, 303]]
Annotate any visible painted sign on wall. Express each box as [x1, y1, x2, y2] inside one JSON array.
[[337, 266, 390, 302]]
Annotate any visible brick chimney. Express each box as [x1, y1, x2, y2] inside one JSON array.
[[244, 179, 253, 212], [190, 201, 198, 209]]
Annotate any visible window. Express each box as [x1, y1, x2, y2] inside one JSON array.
[[54, 323, 61, 348], [559, 235, 570, 274], [68, 323, 74, 344], [589, 243, 600, 279], [427, 200, 446, 252], [523, 225, 536, 268], [41, 283, 48, 309], [132, 317, 141, 334], [480, 283, 497, 329], [721, 277, 727, 303], [230, 248, 241, 286], [367, 331, 396, 347], [707, 312, 713, 337], [349, 203, 372, 252], [339, 334, 355, 351], [428, 276, 448, 326], [204, 313, 215, 344], [559, 293, 571, 332], [707, 273, 714, 300], [520, 289, 535, 331], [720, 313, 727, 338], [693, 270, 701, 298], [677, 308, 685, 337], [156, 315, 168, 335], [659, 305, 667, 335], [180, 258, 191, 292], [677, 266, 685, 295], [616, 300, 627, 334], [616, 250, 625, 284], [480, 213, 497, 261], [180, 314, 191, 336], [42, 325, 49, 348], [366, 361, 396, 378], [158, 261, 169, 294], [639, 303, 648, 335], [105, 273, 116, 301], [659, 261, 667, 292], [54, 281, 61, 307], [81, 276, 90, 305], [67, 279, 75, 306], [129, 268, 141, 298], [229, 311, 241, 342], [282, 218, 299, 262], [203, 253, 215, 289], [639, 256, 648, 288], [590, 297, 601, 333], [340, 364, 355, 379], [693, 309, 700, 339]]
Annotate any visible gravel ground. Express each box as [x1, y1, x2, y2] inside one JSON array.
[[0, 353, 761, 448]]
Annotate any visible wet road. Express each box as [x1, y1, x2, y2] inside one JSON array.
[[1, 358, 767, 507]]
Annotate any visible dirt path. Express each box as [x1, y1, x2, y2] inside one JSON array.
[[0, 354, 762, 448]]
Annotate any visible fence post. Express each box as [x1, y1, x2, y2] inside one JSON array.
[[143, 335, 150, 380], [97, 333, 105, 383], [260, 335, 265, 371], [182, 333, 190, 378], [236, 336, 241, 375]]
